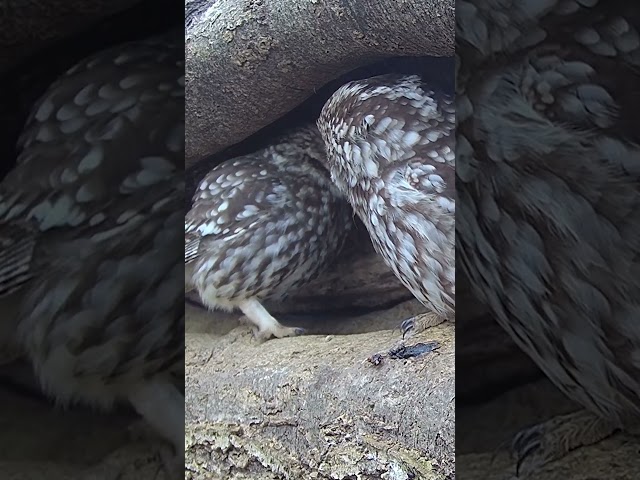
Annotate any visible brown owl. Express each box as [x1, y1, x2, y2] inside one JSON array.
[[316, 74, 455, 336], [457, 0, 640, 475], [0, 30, 184, 469], [185, 125, 353, 341]]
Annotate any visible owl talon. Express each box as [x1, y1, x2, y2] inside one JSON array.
[[156, 445, 183, 480], [237, 298, 304, 341], [400, 317, 415, 339], [507, 410, 617, 478], [510, 424, 544, 477], [125, 418, 183, 479], [399, 313, 446, 340], [252, 324, 304, 342]]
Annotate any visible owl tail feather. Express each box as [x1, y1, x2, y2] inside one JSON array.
[[0, 225, 36, 298], [185, 234, 199, 264]]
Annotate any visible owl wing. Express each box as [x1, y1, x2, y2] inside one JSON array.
[[19, 175, 184, 387], [381, 130, 456, 312], [0, 31, 183, 297], [382, 86, 456, 217], [185, 156, 293, 262]]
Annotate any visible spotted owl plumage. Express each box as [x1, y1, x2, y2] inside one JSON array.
[[457, 0, 640, 474], [0, 31, 185, 459], [0, 30, 184, 295], [185, 125, 353, 341], [316, 74, 455, 328]]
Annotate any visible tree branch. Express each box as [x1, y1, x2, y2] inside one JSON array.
[[185, 0, 455, 167], [185, 301, 455, 479]]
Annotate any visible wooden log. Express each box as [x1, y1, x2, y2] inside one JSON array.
[[185, 300, 455, 479], [185, 0, 455, 167]]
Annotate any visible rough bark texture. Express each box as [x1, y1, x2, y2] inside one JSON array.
[[185, 300, 455, 480], [185, 0, 455, 167], [185, 286, 635, 480], [0, 307, 632, 479]]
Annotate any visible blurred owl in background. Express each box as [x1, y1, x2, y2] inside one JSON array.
[[0, 30, 185, 469], [457, 0, 640, 475]]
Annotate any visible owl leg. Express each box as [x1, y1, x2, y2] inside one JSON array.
[[509, 409, 618, 477], [238, 298, 305, 341], [127, 380, 184, 477], [400, 312, 447, 339]]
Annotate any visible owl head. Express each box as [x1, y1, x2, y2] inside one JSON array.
[[317, 74, 446, 191]]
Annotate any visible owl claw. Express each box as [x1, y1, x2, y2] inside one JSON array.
[[400, 317, 415, 339], [507, 410, 617, 478], [251, 324, 305, 342], [239, 298, 306, 342], [126, 419, 182, 479], [155, 444, 183, 480], [399, 313, 446, 340], [510, 424, 544, 477]]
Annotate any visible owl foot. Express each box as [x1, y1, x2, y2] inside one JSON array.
[[400, 312, 446, 339], [509, 409, 618, 477], [239, 298, 305, 341], [251, 323, 306, 342], [155, 445, 183, 480], [127, 380, 185, 478], [127, 420, 182, 479]]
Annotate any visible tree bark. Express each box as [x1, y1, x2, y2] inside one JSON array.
[[184, 0, 455, 167], [185, 300, 455, 480]]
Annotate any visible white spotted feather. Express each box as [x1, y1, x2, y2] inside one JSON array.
[[185, 125, 353, 340], [317, 74, 456, 320]]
